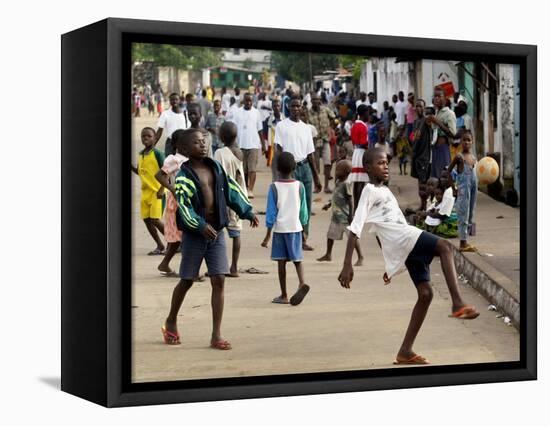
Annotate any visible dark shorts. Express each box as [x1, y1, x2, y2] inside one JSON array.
[[405, 231, 440, 286], [179, 231, 229, 280]]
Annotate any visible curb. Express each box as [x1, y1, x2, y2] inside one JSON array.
[[452, 246, 520, 329]]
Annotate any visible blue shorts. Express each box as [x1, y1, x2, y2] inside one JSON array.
[[227, 228, 241, 238], [179, 231, 229, 280], [271, 231, 303, 262], [405, 231, 440, 286]]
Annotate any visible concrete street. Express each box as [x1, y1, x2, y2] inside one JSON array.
[[131, 113, 519, 383]]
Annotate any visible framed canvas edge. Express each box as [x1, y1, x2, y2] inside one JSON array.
[[95, 17, 537, 407]]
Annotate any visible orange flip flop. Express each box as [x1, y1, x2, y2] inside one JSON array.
[[393, 354, 430, 365], [161, 326, 181, 345], [210, 340, 232, 350], [450, 305, 480, 319]]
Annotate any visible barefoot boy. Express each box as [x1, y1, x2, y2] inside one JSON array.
[[131, 127, 166, 255], [266, 152, 310, 306], [213, 121, 247, 277], [338, 147, 479, 365], [317, 159, 364, 266], [162, 128, 259, 349]]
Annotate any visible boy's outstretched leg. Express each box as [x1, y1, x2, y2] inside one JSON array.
[[394, 282, 432, 364], [317, 238, 334, 262], [163, 279, 194, 344], [273, 260, 289, 304], [290, 261, 310, 306], [144, 218, 165, 254], [435, 239, 479, 319], [210, 274, 231, 350]]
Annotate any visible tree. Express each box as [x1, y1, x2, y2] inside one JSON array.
[[338, 55, 368, 81], [271, 51, 339, 85], [132, 43, 223, 70]]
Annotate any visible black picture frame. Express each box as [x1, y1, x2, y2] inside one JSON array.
[[61, 17, 537, 408]]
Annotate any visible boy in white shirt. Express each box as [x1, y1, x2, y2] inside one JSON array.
[[338, 148, 479, 365], [266, 152, 310, 306]]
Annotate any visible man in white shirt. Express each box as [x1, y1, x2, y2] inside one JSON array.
[[356, 91, 368, 109], [366, 92, 379, 113], [220, 87, 231, 114], [275, 97, 322, 250], [232, 93, 265, 197], [155, 92, 190, 156], [338, 147, 479, 366], [394, 91, 408, 126]]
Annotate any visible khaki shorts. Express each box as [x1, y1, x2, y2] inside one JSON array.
[[242, 148, 259, 173], [327, 221, 349, 240]]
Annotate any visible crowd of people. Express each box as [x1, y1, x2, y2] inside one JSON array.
[[132, 82, 481, 364]]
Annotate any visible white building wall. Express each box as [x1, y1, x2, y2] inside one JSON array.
[[360, 58, 414, 105]]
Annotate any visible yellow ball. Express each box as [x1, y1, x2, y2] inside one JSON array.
[[476, 156, 499, 185]]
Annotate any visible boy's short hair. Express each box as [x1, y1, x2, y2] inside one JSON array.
[[169, 92, 179, 99], [172, 128, 202, 148], [219, 121, 237, 145], [357, 104, 369, 116], [187, 102, 200, 112], [141, 126, 156, 134], [277, 152, 296, 175], [363, 147, 387, 168]]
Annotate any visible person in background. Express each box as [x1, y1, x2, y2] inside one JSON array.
[[349, 104, 370, 210], [198, 89, 212, 121], [411, 99, 432, 210], [309, 93, 337, 193], [394, 91, 407, 127], [220, 87, 231, 114], [429, 87, 456, 177], [406, 92, 416, 139], [155, 93, 190, 157], [205, 99, 226, 155]]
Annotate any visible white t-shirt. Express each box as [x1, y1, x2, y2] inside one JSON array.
[[257, 99, 272, 122], [348, 184, 422, 278], [275, 118, 315, 163], [221, 93, 232, 112], [233, 107, 263, 149], [157, 109, 189, 138], [394, 100, 408, 126], [271, 180, 304, 233], [225, 104, 240, 122], [438, 187, 455, 216]]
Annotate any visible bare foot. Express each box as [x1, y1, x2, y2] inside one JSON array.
[[261, 239, 269, 248], [210, 338, 232, 350], [158, 264, 172, 273], [302, 243, 314, 251], [354, 258, 364, 266], [317, 254, 332, 262]]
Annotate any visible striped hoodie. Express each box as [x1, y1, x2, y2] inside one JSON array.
[[174, 157, 254, 234]]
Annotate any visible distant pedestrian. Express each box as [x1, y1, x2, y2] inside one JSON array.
[[349, 104, 370, 209], [411, 99, 432, 210], [231, 93, 265, 197], [317, 159, 363, 266], [448, 130, 478, 252], [155, 93, 190, 157], [394, 91, 408, 126], [395, 125, 410, 175], [205, 99, 226, 155], [429, 87, 456, 177]]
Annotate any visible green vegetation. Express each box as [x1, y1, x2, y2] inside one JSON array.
[[132, 43, 223, 70], [271, 51, 339, 85]]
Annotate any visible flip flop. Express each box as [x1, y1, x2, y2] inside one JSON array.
[[245, 267, 268, 274], [161, 326, 181, 345], [160, 270, 179, 277], [393, 354, 430, 365], [290, 284, 310, 306], [225, 272, 239, 278], [459, 244, 478, 253], [272, 296, 289, 304], [450, 305, 480, 319], [210, 340, 232, 350], [302, 244, 314, 251], [148, 248, 165, 256]]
